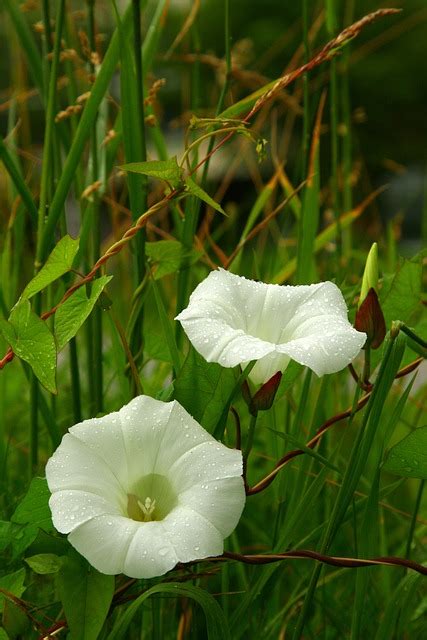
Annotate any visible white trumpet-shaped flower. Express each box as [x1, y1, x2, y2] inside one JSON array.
[[46, 395, 245, 579], [176, 269, 366, 385]]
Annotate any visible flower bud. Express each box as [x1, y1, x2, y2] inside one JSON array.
[[359, 242, 379, 307], [243, 371, 282, 416], [355, 288, 386, 349]]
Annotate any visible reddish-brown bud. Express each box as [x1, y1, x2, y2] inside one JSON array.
[[243, 371, 282, 416], [354, 288, 386, 349]]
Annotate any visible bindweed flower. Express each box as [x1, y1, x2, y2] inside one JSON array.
[[176, 269, 367, 385], [46, 395, 245, 579]]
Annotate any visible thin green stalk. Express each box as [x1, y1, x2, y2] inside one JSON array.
[[87, 0, 103, 414], [175, 20, 202, 326], [244, 413, 258, 461], [36, 0, 66, 265], [175, 1, 230, 326], [405, 480, 425, 559], [69, 338, 82, 423], [292, 333, 406, 638], [132, 0, 148, 281], [341, 54, 352, 256], [3, 0, 44, 96], [30, 0, 65, 477], [29, 369, 39, 478], [214, 361, 256, 440], [39, 3, 134, 260], [326, 0, 342, 264], [0, 138, 38, 224], [302, 0, 310, 178]]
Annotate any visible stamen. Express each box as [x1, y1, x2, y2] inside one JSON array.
[[137, 496, 156, 521]]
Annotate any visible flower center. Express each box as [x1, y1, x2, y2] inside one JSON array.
[[126, 473, 177, 522]]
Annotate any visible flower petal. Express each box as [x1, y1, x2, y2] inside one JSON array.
[[45, 433, 124, 503], [176, 269, 276, 367], [119, 397, 239, 484], [122, 521, 178, 579], [277, 316, 366, 376], [49, 490, 122, 534], [246, 352, 291, 386], [68, 412, 129, 487], [68, 515, 141, 576], [178, 477, 246, 537], [168, 440, 243, 493], [162, 505, 224, 562]]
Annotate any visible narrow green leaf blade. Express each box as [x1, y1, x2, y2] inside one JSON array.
[[107, 582, 230, 640], [0, 300, 57, 393], [54, 276, 113, 351], [0, 137, 38, 223], [21, 235, 80, 300]]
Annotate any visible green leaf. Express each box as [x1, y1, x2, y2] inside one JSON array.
[[21, 235, 80, 300], [144, 287, 174, 362], [54, 276, 113, 350], [0, 521, 18, 553], [146, 240, 200, 280], [58, 552, 115, 640], [25, 553, 63, 575], [383, 426, 427, 479], [0, 569, 26, 613], [10, 478, 54, 558], [184, 177, 226, 214], [150, 279, 181, 372], [381, 256, 422, 327], [120, 157, 183, 188], [0, 300, 57, 393], [174, 347, 236, 433], [107, 583, 230, 640]]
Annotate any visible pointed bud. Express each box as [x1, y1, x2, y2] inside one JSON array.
[[252, 371, 282, 414], [359, 242, 379, 307], [355, 288, 386, 349]]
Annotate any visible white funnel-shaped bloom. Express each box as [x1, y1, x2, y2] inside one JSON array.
[[46, 396, 245, 579], [176, 269, 366, 385]]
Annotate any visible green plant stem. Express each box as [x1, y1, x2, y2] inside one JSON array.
[[292, 333, 405, 638], [87, 0, 103, 414], [174, 1, 231, 324], [244, 413, 258, 461], [326, 0, 342, 265], [0, 138, 38, 224], [400, 324, 427, 350], [341, 51, 352, 255], [132, 0, 147, 282], [69, 338, 82, 423], [362, 346, 371, 384], [36, 0, 66, 265], [39, 3, 134, 260], [29, 0, 65, 477], [29, 370, 39, 479], [302, 0, 310, 178], [405, 480, 425, 559]]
